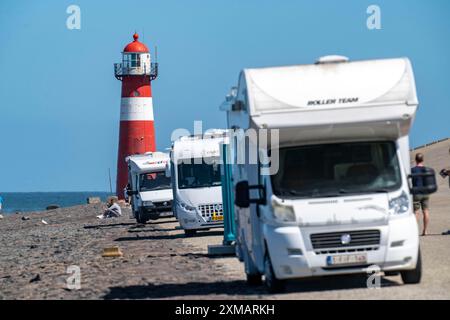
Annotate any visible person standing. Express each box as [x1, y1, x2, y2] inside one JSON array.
[[124, 183, 131, 205], [412, 153, 430, 236], [441, 148, 450, 235], [444, 147, 450, 177]]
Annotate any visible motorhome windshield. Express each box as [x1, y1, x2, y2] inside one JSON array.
[[139, 171, 171, 192], [177, 157, 221, 189], [271, 141, 402, 198]]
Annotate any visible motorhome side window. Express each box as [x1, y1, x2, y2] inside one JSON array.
[[177, 157, 221, 189], [271, 141, 402, 198], [139, 172, 171, 191]]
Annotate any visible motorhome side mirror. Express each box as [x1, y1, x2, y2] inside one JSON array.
[[409, 168, 438, 195], [165, 163, 171, 178], [232, 100, 244, 112], [127, 190, 138, 196], [235, 181, 250, 208], [235, 181, 267, 208]]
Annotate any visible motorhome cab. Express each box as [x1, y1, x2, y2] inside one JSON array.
[[223, 56, 437, 292], [170, 131, 228, 236], [126, 152, 173, 223]]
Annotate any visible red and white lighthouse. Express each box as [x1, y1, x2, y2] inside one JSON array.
[[114, 33, 158, 198]]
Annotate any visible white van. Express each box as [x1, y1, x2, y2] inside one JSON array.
[[170, 131, 228, 236], [222, 56, 437, 292], [126, 152, 173, 223]]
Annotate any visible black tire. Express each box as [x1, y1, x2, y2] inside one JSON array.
[[264, 254, 285, 293], [136, 209, 149, 224], [184, 229, 197, 237], [148, 211, 160, 220], [242, 241, 262, 285], [401, 249, 422, 284], [246, 273, 263, 286], [173, 206, 178, 219]]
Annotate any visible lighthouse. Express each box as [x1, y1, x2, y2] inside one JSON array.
[[114, 33, 158, 198]]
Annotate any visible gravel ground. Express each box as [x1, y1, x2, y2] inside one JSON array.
[[0, 198, 449, 300]]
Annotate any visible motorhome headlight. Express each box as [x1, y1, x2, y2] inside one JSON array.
[[177, 201, 196, 212], [271, 199, 296, 222], [389, 191, 409, 215], [143, 201, 154, 207]]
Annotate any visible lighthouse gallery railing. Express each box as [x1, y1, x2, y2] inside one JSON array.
[[114, 62, 158, 81]]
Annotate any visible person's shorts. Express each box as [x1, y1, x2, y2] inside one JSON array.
[[413, 194, 430, 211]]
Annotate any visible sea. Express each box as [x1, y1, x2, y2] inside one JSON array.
[[0, 192, 113, 214]]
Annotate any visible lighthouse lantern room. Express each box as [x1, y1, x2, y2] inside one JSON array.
[[114, 33, 158, 198], [114, 33, 158, 80]]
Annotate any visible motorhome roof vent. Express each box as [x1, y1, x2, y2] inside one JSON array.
[[315, 55, 349, 64]]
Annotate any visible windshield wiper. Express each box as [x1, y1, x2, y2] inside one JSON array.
[[277, 189, 309, 196], [338, 188, 390, 195], [191, 184, 216, 189], [277, 187, 392, 198], [337, 189, 360, 194], [372, 189, 390, 193]]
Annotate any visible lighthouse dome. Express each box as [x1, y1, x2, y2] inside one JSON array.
[[123, 33, 149, 53]]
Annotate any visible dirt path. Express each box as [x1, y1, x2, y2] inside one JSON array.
[[0, 201, 449, 300]]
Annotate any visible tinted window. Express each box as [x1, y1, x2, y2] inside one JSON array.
[[139, 171, 171, 192], [271, 141, 402, 198], [177, 157, 221, 189]]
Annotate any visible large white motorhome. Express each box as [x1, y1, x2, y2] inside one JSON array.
[[170, 131, 228, 236], [222, 56, 437, 292], [126, 152, 173, 223]]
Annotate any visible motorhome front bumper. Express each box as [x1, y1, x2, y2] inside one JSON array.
[[176, 207, 224, 230], [142, 200, 172, 212], [263, 215, 419, 280], [152, 200, 173, 211]]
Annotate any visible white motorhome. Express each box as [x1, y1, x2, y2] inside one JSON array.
[[126, 152, 173, 223], [170, 131, 228, 236], [223, 56, 437, 292]]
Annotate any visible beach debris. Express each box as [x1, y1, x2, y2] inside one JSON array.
[[0, 214, 3, 219], [96, 214, 105, 220], [41, 219, 48, 225], [87, 197, 101, 204], [21, 216, 30, 221], [46, 204, 60, 210], [102, 246, 123, 258], [30, 274, 41, 283]]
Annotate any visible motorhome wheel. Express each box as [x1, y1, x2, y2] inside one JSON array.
[[136, 209, 149, 224], [264, 254, 285, 293], [246, 271, 262, 286], [400, 248, 422, 284], [242, 242, 262, 285], [148, 212, 160, 220], [184, 229, 197, 237]]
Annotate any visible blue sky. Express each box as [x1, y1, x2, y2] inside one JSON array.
[[0, 0, 449, 192]]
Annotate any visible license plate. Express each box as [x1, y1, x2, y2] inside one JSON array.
[[326, 254, 367, 266], [211, 214, 223, 221]]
